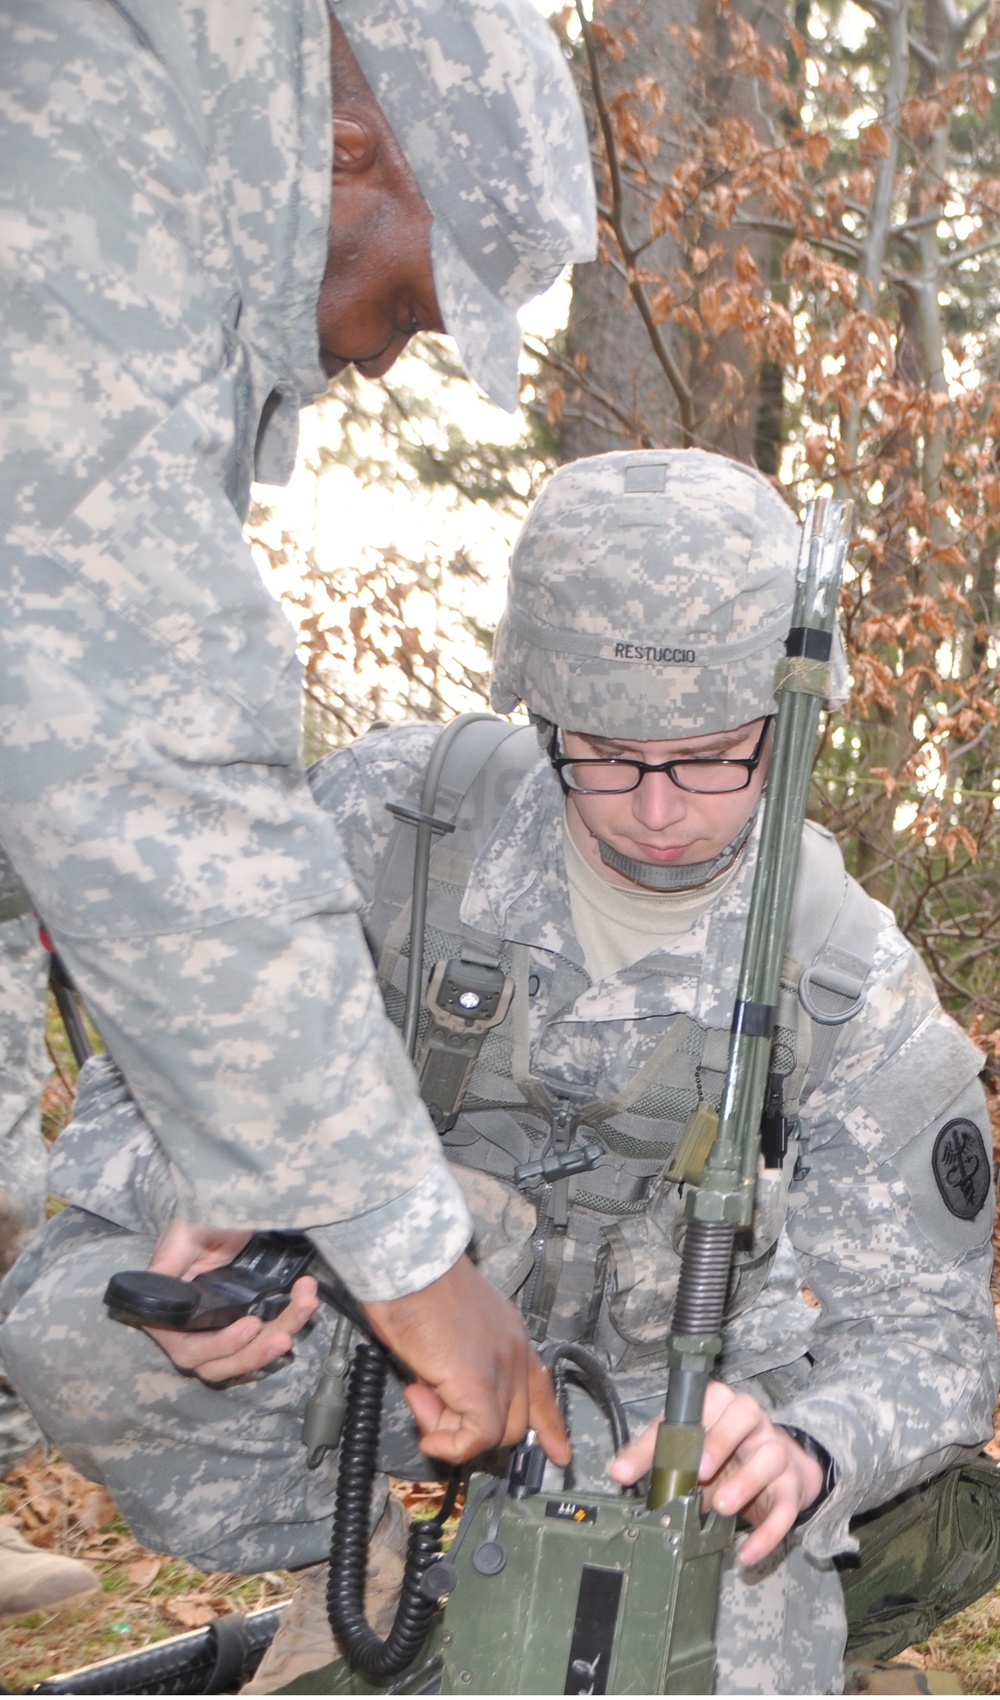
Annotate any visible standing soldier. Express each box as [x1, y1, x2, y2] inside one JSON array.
[[0, 0, 595, 1481]]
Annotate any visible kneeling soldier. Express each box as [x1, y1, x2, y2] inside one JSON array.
[[303, 448, 999, 1692]]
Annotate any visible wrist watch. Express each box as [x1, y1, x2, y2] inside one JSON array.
[[777, 1425, 837, 1528]]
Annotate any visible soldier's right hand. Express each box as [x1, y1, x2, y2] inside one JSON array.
[[141, 1217, 319, 1383], [364, 1253, 570, 1467], [609, 1379, 825, 1561]]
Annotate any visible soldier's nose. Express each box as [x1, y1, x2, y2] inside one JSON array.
[[632, 770, 686, 829]]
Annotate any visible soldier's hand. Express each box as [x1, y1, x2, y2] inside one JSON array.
[[608, 1380, 824, 1563], [142, 1217, 320, 1384], [364, 1253, 570, 1467]]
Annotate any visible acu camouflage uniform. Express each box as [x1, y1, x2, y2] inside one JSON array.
[[0, 0, 464, 1304], [0, 0, 594, 1586], [0, 854, 48, 1273]]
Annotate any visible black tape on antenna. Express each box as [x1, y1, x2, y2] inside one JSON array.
[[731, 999, 776, 1040], [785, 627, 832, 661]]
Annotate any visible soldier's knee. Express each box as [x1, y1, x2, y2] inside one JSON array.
[[0, 1211, 156, 1431]]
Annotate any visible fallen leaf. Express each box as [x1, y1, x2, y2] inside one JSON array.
[[126, 1558, 163, 1589], [165, 1596, 216, 1630], [75, 1486, 117, 1533], [21, 1493, 61, 1528]]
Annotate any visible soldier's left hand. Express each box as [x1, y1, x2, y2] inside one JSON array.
[[142, 1217, 320, 1383], [607, 1379, 824, 1563]]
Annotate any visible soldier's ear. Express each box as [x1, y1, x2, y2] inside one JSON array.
[[333, 115, 378, 176]]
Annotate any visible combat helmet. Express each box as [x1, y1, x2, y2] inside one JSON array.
[[491, 448, 841, 890], [491, 448, 806, 740]]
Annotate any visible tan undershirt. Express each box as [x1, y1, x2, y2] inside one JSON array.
[[563, 816, 740, 981]]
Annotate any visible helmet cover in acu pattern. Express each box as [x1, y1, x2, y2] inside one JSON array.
[[331, 0, 596, 413], [491, 449, 800, 739]]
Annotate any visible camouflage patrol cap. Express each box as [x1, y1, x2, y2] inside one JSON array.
[[491, 449, 803, 737], [331, 0, 596, 413]]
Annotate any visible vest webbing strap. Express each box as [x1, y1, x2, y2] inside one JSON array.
[[786, 827, 881, 1087], [375, 717, 537, 1131], [369, 718, 536, 951]]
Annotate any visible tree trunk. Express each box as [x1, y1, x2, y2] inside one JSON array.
[[559, 0, 790, 465]]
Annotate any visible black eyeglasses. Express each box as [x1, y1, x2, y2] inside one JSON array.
[[549, 719, 773, 796]]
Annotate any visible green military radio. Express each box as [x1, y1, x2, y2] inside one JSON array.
[[435, 1433, 730, 1694]]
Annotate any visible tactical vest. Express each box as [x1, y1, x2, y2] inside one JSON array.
[[365, 718, 879, 1372]]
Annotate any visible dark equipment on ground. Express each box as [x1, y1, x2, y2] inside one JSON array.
[[46, 949, 93, 1072], [840, 1457, 1000, 1663], [429, 1342, 730, 1697], [264, 1332, 732, 1697]]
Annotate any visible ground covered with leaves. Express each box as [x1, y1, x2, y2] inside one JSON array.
[[0, 1451, 293, 1691], [0, 1465, 463, 1692]]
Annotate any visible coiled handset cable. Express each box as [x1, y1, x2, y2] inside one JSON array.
[[325, 1340, 460, 1681]]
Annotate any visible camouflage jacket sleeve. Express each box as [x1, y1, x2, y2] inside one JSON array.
[[775, 903, 998, 1559], [0, 0, 470, 1301]]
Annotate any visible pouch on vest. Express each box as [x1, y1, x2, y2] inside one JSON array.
[[417, 955, 515, 1133], [841, 1456, 1000, 1662]]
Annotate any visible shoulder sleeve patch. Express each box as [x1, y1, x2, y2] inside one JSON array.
[[932, 1119, 992, 1221]]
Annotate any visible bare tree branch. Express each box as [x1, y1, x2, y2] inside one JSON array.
[[524, 334, 663, 448], [948, 233, 1000, 270], [842, 0, 910, 473], [574, 0, 696, 445]]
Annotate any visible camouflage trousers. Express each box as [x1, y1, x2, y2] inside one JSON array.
[[0, 913, 49, 1269], [0, 1208, 350, 1571], [0, 1206, 845, 1693], [0, 912, 52, 1476]]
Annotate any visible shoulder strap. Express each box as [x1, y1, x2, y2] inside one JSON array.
[[367, 716, 537, 961], [423, 715, 531, 818], [787, 823, 882, 1083], [366, 715, 539, 1132]]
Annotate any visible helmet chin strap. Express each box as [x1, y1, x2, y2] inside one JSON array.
[[595, 802, 760, 892]]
